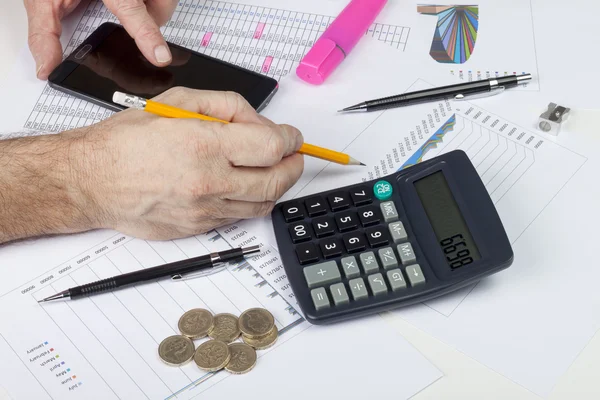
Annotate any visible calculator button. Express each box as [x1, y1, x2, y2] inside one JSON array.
[[373, 180, 393, 201], [312, 217, 335, 238], [368, 273, 388, 296], [350, 186, 373, 206], [386, 269, 407, 291], [305, 196, 327, 217], [378, 247, 398, 270], [365, 226, 390, 248], [348, 278, 369, 300], [283, 202, 304, 222], [327, 191, 351, 211], [389, 221, 408, 243], [340, 256, 360, 278], [357, 205, 381, 227], [397, 243, 417, 265], [296, 243, 320, 265], [406, 264, 426, 286], [359, 251, 379, 274], [304, 261, 341, 288], [335, 211, 359, 232], [311, 288, 330, 311], [342, 232, 367, 253], [380, 201, 399, 223], [288, 222, 311, 243], [330, 283, 350, 306], [319, 237, 343, 259]]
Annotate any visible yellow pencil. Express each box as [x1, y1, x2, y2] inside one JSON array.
[[112, 91, 365, 166]]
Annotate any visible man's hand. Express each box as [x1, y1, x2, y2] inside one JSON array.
[[0, 87, 304, 244], [24, 0, 178, 80]]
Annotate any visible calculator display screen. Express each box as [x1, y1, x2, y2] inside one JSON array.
[[414, 171, 481, 269]]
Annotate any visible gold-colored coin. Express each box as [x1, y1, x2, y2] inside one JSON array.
[[193, 340, 231, 372], [225, 343, 257, 374], [242, 325, 278, 350], [178, 308, 214, 339], [158, 335, 195, 366], [238, 308, 275, 339], [208, 313, 240, 343]]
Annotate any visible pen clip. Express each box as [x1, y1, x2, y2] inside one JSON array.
[[171, 263, 227, 281], [454, 86, 505, 101]]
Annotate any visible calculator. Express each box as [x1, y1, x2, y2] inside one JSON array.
[[271, 150, 513, 324]]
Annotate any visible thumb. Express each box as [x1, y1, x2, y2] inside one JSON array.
[[104, 0, 172, 66], [24, 0, 63, 79]]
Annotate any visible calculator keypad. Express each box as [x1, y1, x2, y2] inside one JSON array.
[[283, 180, 427, 315]]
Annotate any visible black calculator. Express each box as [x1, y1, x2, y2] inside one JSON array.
[[271, 150, 513, 324]]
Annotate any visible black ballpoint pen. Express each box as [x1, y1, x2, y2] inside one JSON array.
[[339, 73, 532, 113], [38, 245, 261, 302]]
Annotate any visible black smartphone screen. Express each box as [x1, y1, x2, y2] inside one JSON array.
[[53, 24, 277, 110]]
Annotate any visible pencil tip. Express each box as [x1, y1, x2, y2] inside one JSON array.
[[360, 162, 366, 166]]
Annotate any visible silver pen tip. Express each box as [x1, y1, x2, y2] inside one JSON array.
[[242, 245, 261, 255], [517, 73, 532, 82]]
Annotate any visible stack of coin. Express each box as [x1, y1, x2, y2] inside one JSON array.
[[238, 308, 279, 350], [159, 307, 278, 375]]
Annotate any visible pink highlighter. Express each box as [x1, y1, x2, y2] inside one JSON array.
[[296, 0, 388, 85]]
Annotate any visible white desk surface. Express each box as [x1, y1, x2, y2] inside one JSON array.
[[1, 2, 599, 399]]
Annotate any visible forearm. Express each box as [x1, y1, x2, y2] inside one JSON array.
[[0, 129, 99, 244]]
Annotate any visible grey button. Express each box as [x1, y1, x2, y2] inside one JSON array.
[[311, 288, 330, 310], [389, 221, 408, 243], [380, 201, 399, 222], [397, 243, 417, 265], [304, 261, 341, 288], [406, 264, 426, 286], [330, 283, 349, 305], [378, 247, 398, 270], [341, 256, 360, 279], [349, 278, 368, 300], [360, 251, 379, 274], [367, 273, 388, 296], [386, 269, 407, 291]]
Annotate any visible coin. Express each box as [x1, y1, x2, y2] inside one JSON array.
[[178, 308, 214, 339], [242, 325, 278, 350], [193, 340, 231, 372], [225, 343, 257, 374], [158, 335, 195, 366], [238, 308, 275, 339], [208, 313, 240, 343]]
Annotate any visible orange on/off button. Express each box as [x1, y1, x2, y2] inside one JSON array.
[[74, 44, 92, 59]]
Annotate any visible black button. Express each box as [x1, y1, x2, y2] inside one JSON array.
[[305, 196, 327, 217], [365, 226, 390, 248], [319, 237, 343, 259], [350, 186, 373, 206], [342, 232, 367, 253], [282, 202, 304, 222], [358, 205, 381, 227], [335, 211, 358, 232], [296, 242, 320, 265], [312, 216, 335, 238], [289, 222, 311, 243], [327, 191, 350, 211]]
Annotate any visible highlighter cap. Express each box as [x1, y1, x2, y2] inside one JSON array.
[[296, 38, 346, 85]]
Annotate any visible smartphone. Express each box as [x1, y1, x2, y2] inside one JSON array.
[[48, 22, 279, 112]]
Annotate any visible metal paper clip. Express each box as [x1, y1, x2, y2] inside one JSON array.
[[538, 103, 570, 136], [454, 86, 505, 101], [171, 263, 227, 281]]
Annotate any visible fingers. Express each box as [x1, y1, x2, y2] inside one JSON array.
[[219, 122, 304, 167], [224, 153, 305, 202], [24, 0, 64, 79], [104, 0, 172, 66], [152, 87, 265, 124], [145, 0, 179, 26]]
